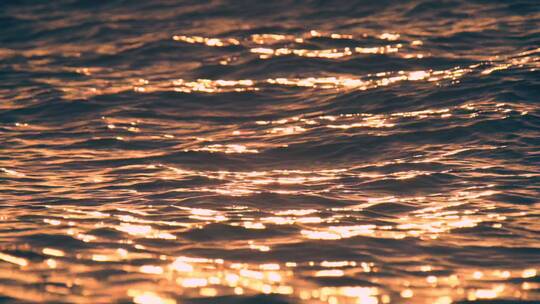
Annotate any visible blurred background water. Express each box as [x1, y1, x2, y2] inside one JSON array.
[[0, 0, 539, 303]]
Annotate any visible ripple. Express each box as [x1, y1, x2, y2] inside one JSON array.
[[1, 1, 539, 303]]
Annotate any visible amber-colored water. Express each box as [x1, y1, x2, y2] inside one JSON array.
[[1, 1, 539, 303]]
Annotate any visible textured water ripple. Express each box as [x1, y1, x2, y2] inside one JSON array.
[[1, 0, 539, 303]]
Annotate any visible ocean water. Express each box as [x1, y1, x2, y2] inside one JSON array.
[[0, 0, 539, 303]]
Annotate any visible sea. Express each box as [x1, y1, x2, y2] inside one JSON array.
[[0, 1, 539, 303]]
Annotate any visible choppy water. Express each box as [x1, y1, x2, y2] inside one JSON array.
[[1, 1, 540, 303]]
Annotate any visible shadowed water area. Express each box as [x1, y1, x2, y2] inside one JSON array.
[[0, 0, 539, 303]]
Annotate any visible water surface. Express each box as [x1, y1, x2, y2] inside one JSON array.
[[1, 1, 539, 303]]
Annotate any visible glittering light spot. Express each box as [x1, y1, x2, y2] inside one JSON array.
[[139, 265, 164, 275], [170, 259, 194, 272], [469, 289, 498, 300], [434, 296, 453, 304], [179, 278, 208, 288], [46, 258, 57, 269], [400, 289, 413, 298], [473, 271, 483, 279], [200, 288, 217, 297], [128, 290, 176, 304], [42, 248, 65, 257], [379, 33, 400, 40], [315, 269, 344, 277], [408, 70, 429, 81], [522, 269, 536, 278], [260, 263, 280, 270], [0, 252, 28, 267]]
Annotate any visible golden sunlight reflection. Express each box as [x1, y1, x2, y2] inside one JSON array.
[[0, 252, 28, 267], [2, 10, 539, 303], [172, 35, 240, 47], [174, 30, 402, 49], [37, 54, 538, 101], [250, 44, 404, 59], [185, 144, 259, 154], [11, 174, 534, 304], [40, 33, 539, 100], [1, 215, 538, 304], [128, 290, 176, 304], [129, 254, 536, 303], [126, 255, 387, 304], [131, 57, 536, 94]]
